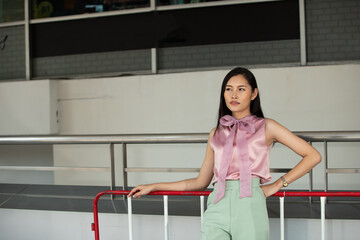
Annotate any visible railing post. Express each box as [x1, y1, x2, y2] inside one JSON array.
[[200, 195, 205, 225], [110, 143, 115, 192], [164, 195, 169, 240], [309, 169, 313, 204], [128, 196, 133, 240], [321, 196, 326, 240], [309, 141, 313, 204], [123, 143, 128, 192], [324, 141, 328, 192], [92, 194, 101, 240], [280, 196, 285, 240]]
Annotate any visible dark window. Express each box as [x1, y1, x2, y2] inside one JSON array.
[[31, 0, 299, 58], [31, 0, 151, 19], [0, 0, 24, 23]]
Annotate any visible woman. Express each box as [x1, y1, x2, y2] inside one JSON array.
[[128, 67, 321, 240]]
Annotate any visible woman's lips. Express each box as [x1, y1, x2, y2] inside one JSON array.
[[230, 101, 239, 105]]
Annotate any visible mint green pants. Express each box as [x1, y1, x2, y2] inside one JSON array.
[[201, 178, 269, 240]]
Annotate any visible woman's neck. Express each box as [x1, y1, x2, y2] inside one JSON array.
[[232, 111, 251, 120]]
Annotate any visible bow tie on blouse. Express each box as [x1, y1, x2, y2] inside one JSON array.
[[214, 114, 256, 204]]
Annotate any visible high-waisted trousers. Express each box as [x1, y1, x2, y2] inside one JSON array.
[[201, 178, 269, 240]]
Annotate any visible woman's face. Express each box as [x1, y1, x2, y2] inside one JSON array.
[[223, 74, 258, 119]]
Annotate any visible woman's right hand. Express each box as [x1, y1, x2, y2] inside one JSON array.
[[128, 184, 155, 198]]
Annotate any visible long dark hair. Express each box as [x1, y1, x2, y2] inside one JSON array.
[[216, 67, 264, 130]]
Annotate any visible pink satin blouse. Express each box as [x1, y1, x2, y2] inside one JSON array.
[[210, 115, 272, 185]]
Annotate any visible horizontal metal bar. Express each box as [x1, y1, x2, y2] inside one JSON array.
[[270, 168, 291, 173], [327, 168, 360, 174], [126, 167, 291, 173], [274, 191, 360, 197], [0, 131, 359, 145], [126, 167, 200, 173], [0, 193, 96, 200], [294, 131, 360, 142], [0, 21, 25, 28], [0, 166, 110, 172], [156, 0, 284, 11], [0, 134, 208, 145], [0, 167, 292, 173]]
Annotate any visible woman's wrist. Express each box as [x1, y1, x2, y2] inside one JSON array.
[[275, 178, 284, 190], [148, 183, 157, 192]]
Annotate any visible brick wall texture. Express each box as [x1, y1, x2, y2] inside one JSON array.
[[0, 26, 25, 80], [158, 40, 300, 70], [32, 49, 151, 78], [0, 0, 359, 80], [306, 0, 360, 62]]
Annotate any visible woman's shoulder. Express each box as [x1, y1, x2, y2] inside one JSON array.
[[209, 127, 216, 138], [265, 118, 291, 129], [264, 118, 295, 141], [207, 128, 217, 149], [264, 118, 283, 132], [264, 118, 278, 126], [264, 118, 283, 145]]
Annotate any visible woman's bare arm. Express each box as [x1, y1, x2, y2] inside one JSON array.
[[261, 119, 322, 197], [128, 129, 215, 198]]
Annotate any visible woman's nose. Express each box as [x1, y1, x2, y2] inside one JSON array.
[[231, 92, 238, 98]]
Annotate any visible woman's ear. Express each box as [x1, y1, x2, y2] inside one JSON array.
[[251, 88, 258, 100]]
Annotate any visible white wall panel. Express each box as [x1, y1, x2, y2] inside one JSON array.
[[254, 64, 360, 131], [0, 80, 58, 135], [54, 64, 360, 189]]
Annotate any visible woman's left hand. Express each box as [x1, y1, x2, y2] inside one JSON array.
[[260, 180, 282, 198]]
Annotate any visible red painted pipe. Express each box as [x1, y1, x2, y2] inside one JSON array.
[[273, 191, 360, 197]]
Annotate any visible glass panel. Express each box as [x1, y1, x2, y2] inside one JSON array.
[[157, 0, 221, 7], [0, 0, 24, 23], [31, 0, 151, 19]]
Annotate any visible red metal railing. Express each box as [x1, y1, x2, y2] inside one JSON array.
[[92, 190, 360, 240]]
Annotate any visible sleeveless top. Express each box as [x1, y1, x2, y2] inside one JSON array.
[[210, 115, 272, 187]]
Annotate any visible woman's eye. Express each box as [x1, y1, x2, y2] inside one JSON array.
[[239, 88, 245, 91], [225, 88, 232, 91]]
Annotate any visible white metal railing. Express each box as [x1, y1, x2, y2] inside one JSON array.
[[0, 131, 360, 192]]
